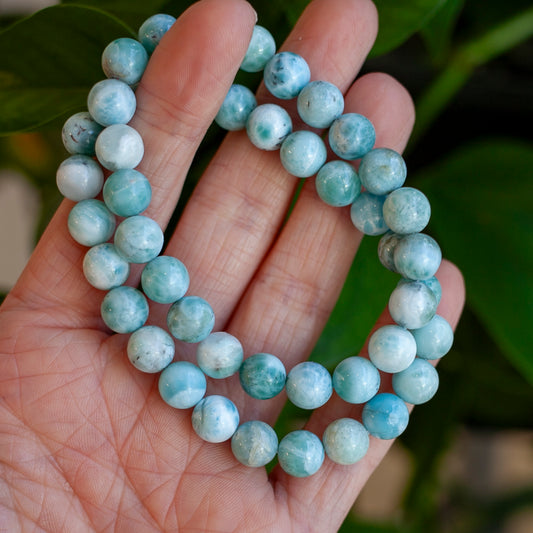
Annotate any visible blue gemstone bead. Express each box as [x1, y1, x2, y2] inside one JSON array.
[[315, 160, 361, 207], [83, 243, 130, 290], [328, 113, 375, 160], [297, 81, 344, 128], [263, 52, 310, 100], [240, 25, 276, 73], [398, 276, 442, 305], [410, 315, 454, 360], [103, 169, 152, 217], [377, 231, 403, 272], [138, 13, 176, 54], [394, 232, 442, 281], [322, 418, 369, 465], [231, 420, 278, 467], [246, 103, 292, 151], [68, 199, 115, 247], [87, 79, 136, 126], [191, 395, 239, 443], [286, 361, 332, 410], [100, 286, 148, 333], [196, 331, 243, 379], [280, 131, 327, 178], [167, 296, 215, 343], [368, 324, 417, 373], [215, 84, 257, 131], [383, 187, 431, 235], [95, 124, 144, 171], [362, 393, 409, 439], [392, 358, 439, 405], [350, 192, 388, 236], [159, 361, 206, 409], [239, 352, 286, 400], [62, 111, 104, 156], [358, 148, 407, 195], [389, 280, 437, 329], [114, 215, 164, 264], [278, 430, 324, 477], [333, 356, 380, 404], [127, 325, 175, 373], [102, 37, 149, 86], [141, 255, 189, 304], [56, 155, 104, 201]]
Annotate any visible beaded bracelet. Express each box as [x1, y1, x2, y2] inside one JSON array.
[[57, 15, 454, 478]]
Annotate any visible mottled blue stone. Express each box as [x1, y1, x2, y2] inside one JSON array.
[[87, 79, 136, 126], [377, 231, 403, 272], [56, 155, 104, 201], [383, 187, 431, 235], [392, 358, 439, 405], [333, 356, 380, 404], [297, 81, 344, 128], [389, 280, 437, 330], [350, 192, 388, 236], [240, 25, 276, 73], [67, 199, 115, 247], [95, 124, 144, 171], [167, 296, 215, 343], [231, 420, 278, 467], [322, 418, 369, 465], [278, 430, 324, 477], [62, 111, 103, 156], [103, 169, 152, 217], [280, 131, 327, 178], [398, 276, 442, 305], [158, 361, 206, 409], [138, 13, 176, 54], [394, 232, 442, 281], [286, 361, 332, 409], [141, 255, 189, 304], [100, 286, 148, 333], [328, 113, 375, 160], [410, 315, 454, 360], [127, 325, 175, 373], [191, 395, 239, 443], [83, 243, 130, 290], [114, 215, 164, 264], [246, 103, 292, 151], [102, 37, 148, 86], [368, 324, 417, 374], [315, 160, 361, 207], [196, 331, 243, 379], [215, 84, 257, 131], [362, 393, 409, 439], [358, 148, 407, 195], [239, 352, 286, 400], [263, 52, 310, 100]]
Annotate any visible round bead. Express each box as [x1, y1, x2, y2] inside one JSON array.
[[279, 131, 327, 178], [383, 187, 431, 235], [394, 232, 442, 281], [392, 358, 439, 405], [240, 25, 276, 72], [398, 276, 442, 305], [101, 37, 149, 85], [56, 155, 104, 201], [231, 421, 278, 467], [196, 331, 243, 379], [87, 79, 136, 126], [138, 13, 176, 54], [62, 111, 103, 155], [127, 325, 175, 373], [67, 199, 115, 247], [215, 84, 257, 131], [297, 80, 344, 128], [368, 324, 417, 373], [350, 192, 388, 236], [263, 51, 310, 100], [315, 160, 361, 207], [239, 352, 286, 400], [83, 243, 130, 290], [332, 356, 380, 404], [141, 255, 190, 304], [278, 430, 324, 477], [95, 124, 144, 171], [246, 103, 292, 151], [286, 361, 332, 410], [389, 280, 437, 329], [358, 148, 407, 195], [100, 286, 148, 334], [410, 315, 454, 360], [362, 393, 409, 439], [167, 296, 215, 343], [191, 395, 239, 443], [159, 361, 206, 409], [322, 418, 369, 465], [328, 113, 375, 160], [103, 169, 152, 217], [114, 215, 164, 264], [378, 231, 403, 272]]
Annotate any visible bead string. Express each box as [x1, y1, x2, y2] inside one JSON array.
[[57, 15, 454, 478]]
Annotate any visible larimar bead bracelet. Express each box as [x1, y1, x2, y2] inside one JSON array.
[[57, 15, 454, 478]]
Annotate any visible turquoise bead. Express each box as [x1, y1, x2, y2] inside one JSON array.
[[127, 325, 175, 373], [240, 25, 276, 72], [368, 325, 417, 373], [263, 52, 310, 100], [141, 255, 189, 304], [358, 148, 407, 195], [239, 352, 286, 400], [87, 79, 136, 126], [215, 84, 257, 131], [158, 361, 206, 409], [62, 111, 103, 155], [394, 232, 442, 281], [362, 393, 409, 439], [383, 187, 431, 235], [68, 199, 115, 247], [100, 286, 148, 333], [114, 215, 164, 264], [246, 103, 292, 151], [410, 315, 454, 360], [315, 160, 361, 207], [191, 395, 239, 443], [350, 192, 388, 236], [231, 421, 278, 467], [167, 296, 215, 343], [322, 418, 369, 465], [102, 37, 148, 86], [398, 275, 442, 305], [297, 81, 344, 128], [280, 131, 327, 178], [389, 280, 437, 329], [196, 331, 243, 379], [377, 231, 403, 272], [103, 169, 152, 217], [328, 113, 375, 160], [332, 356, 380, 404], [83, 243, 130, 290], [278, 430, 324, 477], [95, 124, 144, 171], [392, 358, 439, 405], [286, 361, 332, 410], [56, 155, 104, 201], [138, 13, 176, 54]]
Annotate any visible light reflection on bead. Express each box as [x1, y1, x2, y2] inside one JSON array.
[[83, 243, 130, 290], [167, 296, 215, 343], [231, 420, 278, 467], [362, 393, 409, 439], [192, 395, 239, 443], [389, 280, 437, 330], [368, 324, 417, 373], [102, 38, 148, 86], [56, 155, 104, 201], [67, 199, 115, 247], [322, 418, 369, 465], [263, 51, 310, 100], [127, 325, 175, 373], [114, 215, 164, 264], [392, 358, 439, 404], [215, 84, 257, 131], [100, 286, 148, 334], [88, 79, 136, 126], [246, 103, 292, 151], [241, 25, 276, 73], [333, 356, 380, 404], [196, 331, 243, 379], [383, 187, 431, 235], [358, 148, 407, 195], [278, 430, 324, 477], [329, 113, 375, 160], [315, 160, 361, 207], [410, 315, 454, 360], [297, 80, 344, 128], [138, 13, 176, 54], [280, 130, 327, 178], [239, 353, 286, 400], [159, 361, 206, 409], [286, 361, 332, 409], [141, 255, 189, 304], [95, 124, 144, 171], [103, 169, 152, 217]]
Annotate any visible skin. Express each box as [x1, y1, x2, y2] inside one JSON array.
[[0, 0, 465, 531]]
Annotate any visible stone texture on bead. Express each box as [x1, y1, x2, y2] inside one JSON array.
[[280, 130, 327, 178], [138, 13, 176, 54], [102, 37, 149, 86], [196, 331, 243, 379], [297, 80, 344, 128], [378, 231, 403, 272], [263, 51, 311, 99], [127, 325, 175, 373], [315, 160, 361, 207], [88, 79, 136, 126], [231, 420, 278, 467], [383, 187, 431, 235], [95, 124, 144, 171], [62, 111, 103, 155], [100, 286, 149, 333], [83, 243, 130, 290], [167, 296, 215, 343], [239, 353, 286, 400], [350, 192, 388, 236], [114, 215, 164, 264], [246, 103, 292, 151], [215, 84, 257, 131], [394, 232, 442, 281], [398, 276, 442, 305], [362, 393, 409, 439], [240, 25, 276, 72], [159, 361, 207, 409], [389, 280, 437, 329], [192, 395, 239, 443], [103, 169, 152, 217], [286, 361, 332, 409], [56, 155, 104, 201], [322, 418, 369, 465], [358, 148, 407, 195], [392, 358, 439, 405], [67, 199, 115, 247], [368, 325, 417, 373], [141, 255, 190, 304], [333, 356, 381, 404], [278, 430, 324, 477], [328, 113, 375, 160], [410, 315, 454, 360]]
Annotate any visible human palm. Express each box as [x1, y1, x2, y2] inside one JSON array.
[[0, 0, 465, 530]]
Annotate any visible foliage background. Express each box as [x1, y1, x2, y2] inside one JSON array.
[[0, 0, 532, 531]]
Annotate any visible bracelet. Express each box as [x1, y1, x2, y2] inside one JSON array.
[[56, 14, 454, 478]]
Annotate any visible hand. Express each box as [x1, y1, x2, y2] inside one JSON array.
[[0, 0, 465, 530]]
